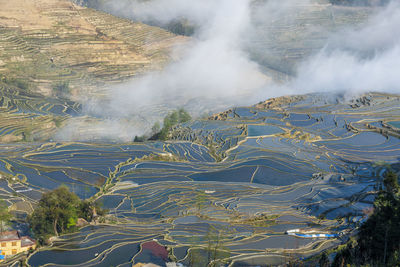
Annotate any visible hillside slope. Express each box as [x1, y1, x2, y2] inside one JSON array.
[[0, 0, 186, 142], [72, 0, 373, 80], [0, 0, 186, 96]]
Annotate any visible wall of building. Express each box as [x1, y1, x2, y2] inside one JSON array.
[[1, 240, 22, 256]]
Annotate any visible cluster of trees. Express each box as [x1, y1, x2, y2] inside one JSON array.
[[165, 19, 195, 36], [323, 170, 400, 266], [187, 226, 231, 267], [52, 81, 70, 97], [71, 0, 106, 8], [134, 108, 192, 142], [0, 75, 29, 90], [0, 200, 12, 233], [28, 186, 106, 244], [74, 1, 196, 36]]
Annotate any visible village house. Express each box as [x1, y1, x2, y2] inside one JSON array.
[[0, 231, 36, 258]]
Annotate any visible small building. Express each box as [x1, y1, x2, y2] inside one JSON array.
[[0, 231, 36, 258]]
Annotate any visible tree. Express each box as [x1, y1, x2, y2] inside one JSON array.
[[383, 170, 399, 194], [205, 226, 230, 267], [78, 200, 107, 222], [0, 199, 12, 233], [318, 252, 329, 267], [165, 19, 195, 36], [78, 200, 93, 222], [52, 81, 70, 97], [29, 186, 81, 239], [133, 135, 146, 142], [151, 108, 192, 140], [195, 191, 208, 214], [151, 122, 161, 135], [0, 75, 29, 90], [29, 186, 108, 243], [186, 226, 231, 267], [178, 108, 191, 123], [356, 171, 400, 264], [332, 170, 400, 265]]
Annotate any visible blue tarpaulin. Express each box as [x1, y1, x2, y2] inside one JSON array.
[[291, 233, 338, 238]]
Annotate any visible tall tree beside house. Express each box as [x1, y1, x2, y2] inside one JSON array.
[[0, 199, 12, 233], [29, 186, 108, 244], [28, 186, 81, 241]]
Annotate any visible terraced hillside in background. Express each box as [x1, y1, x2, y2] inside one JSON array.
[[74, 0, 372, 80], [0, 0, 185, 96], [0, 80, 81, 142], [249, 0, 372, 78]]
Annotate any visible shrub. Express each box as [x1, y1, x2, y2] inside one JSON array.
[[52, 81, 70, 96], [28, 186, 107, 242], [151, 108, 191, 141]]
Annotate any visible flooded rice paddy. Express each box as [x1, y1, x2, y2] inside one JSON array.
[[0, 93, 399, 266]]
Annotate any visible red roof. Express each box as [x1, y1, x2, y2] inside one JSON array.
[[141, 241, 168, 261], [0, 231, 20, 242], [0, 231, 35, 246]]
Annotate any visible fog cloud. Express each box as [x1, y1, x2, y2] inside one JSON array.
[[101, 0, 269, 113], [57, 0, 400, 142], [59, 0, 270, 142], [290, 1, 400, 97]]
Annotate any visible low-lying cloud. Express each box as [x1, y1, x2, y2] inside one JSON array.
[[57, 0, 400, 142], [290, 1, 400, 97], [59, 0, 269, 142]]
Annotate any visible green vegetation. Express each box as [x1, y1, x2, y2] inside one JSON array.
[[241, 214, 279, 227], [319, 252, 330, 267], [0, 75, 30, 90], [195, 191, 208, 214], [52, 81, 70, 97], [188, 226, 231, 267], [151, 122, 161, 135], [79, 200, 107, 222], [329, 170, 400, 266], [75, 0, 107, 8], [28, 186, 107, 244], [151, 108, 191, 141], [133, 135, 147, 142], [130, 152, 183, 164], [165, 19, 195, 36], [206, 142, 224, 162], [0, 199, 12, 233], [133, 109, 191, 142], [76, 1, 196, 36]]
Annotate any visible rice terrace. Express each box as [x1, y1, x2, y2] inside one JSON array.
[[0, 0, 399, 266]]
